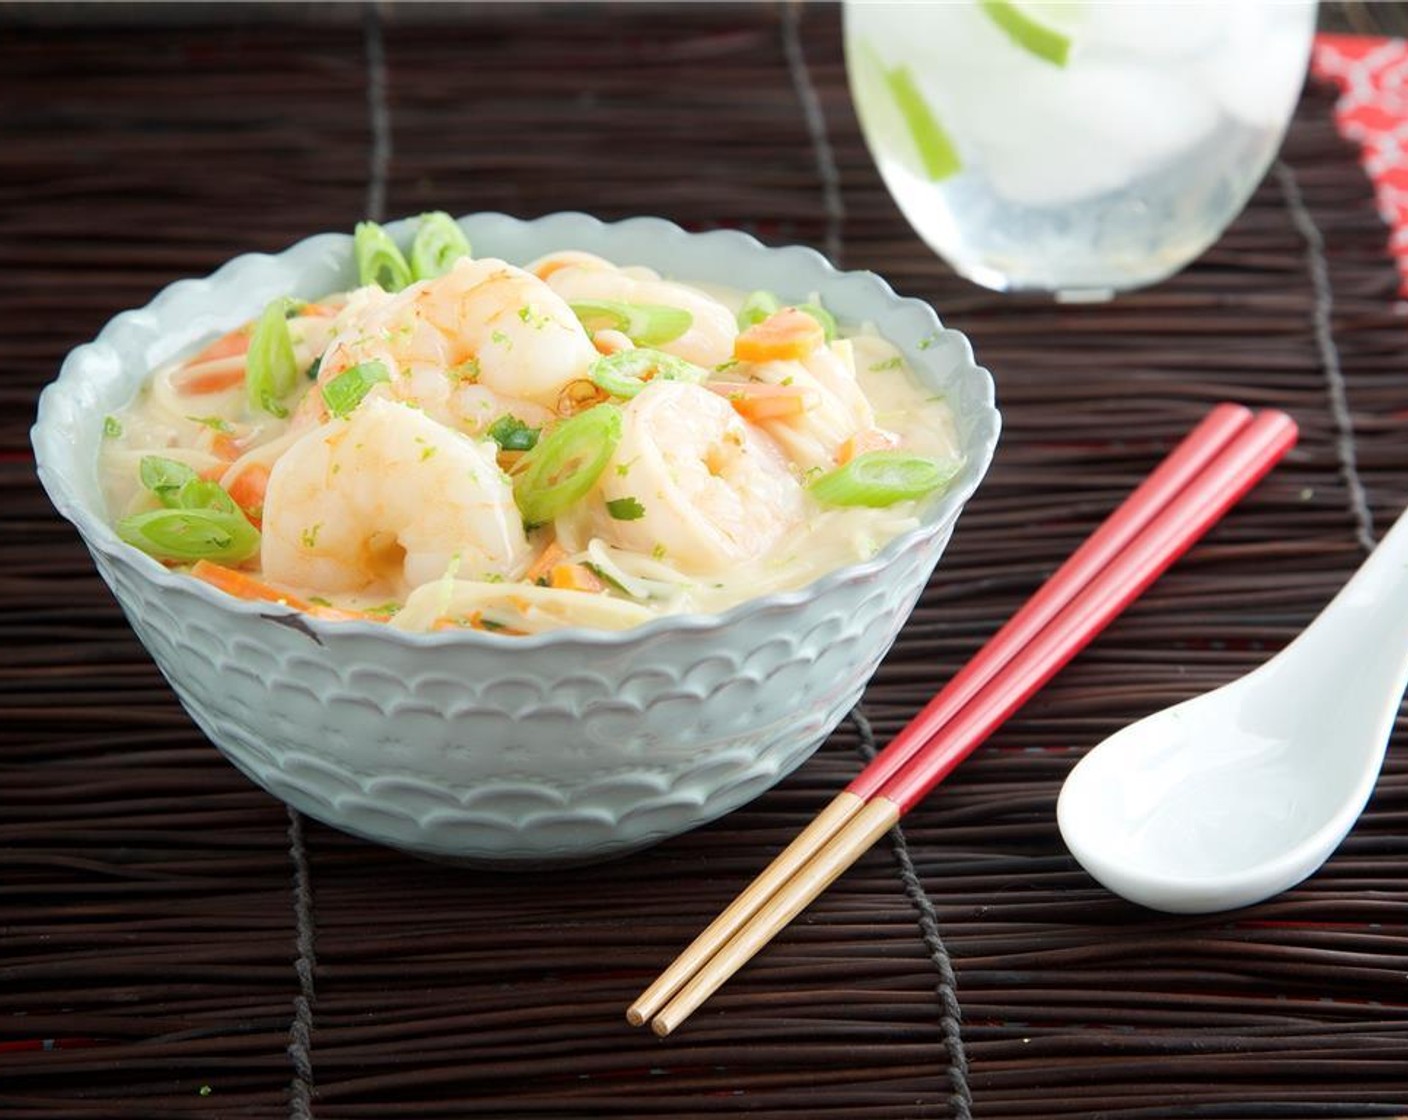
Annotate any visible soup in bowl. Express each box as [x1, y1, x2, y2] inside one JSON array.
[[33, 212, 999, 864]]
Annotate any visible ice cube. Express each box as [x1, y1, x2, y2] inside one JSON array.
[[1197, 3, 1315, 128]]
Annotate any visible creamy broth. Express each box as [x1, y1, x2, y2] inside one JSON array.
[[101, 228, 960, 634]]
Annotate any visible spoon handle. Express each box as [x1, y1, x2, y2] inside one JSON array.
[[1280, 504, 1408, 688]]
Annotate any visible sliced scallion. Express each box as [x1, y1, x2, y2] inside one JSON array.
[[246, 298, 300, 418], [512, 404, 623, 526], [140, 456, 200, 502], [321, 360, 391, 419], [173, 479, 239, 514], [354, 220, 413, 292], [588, 348, 706, 400], [809, 451, 960, 508], [138, 454, 242, 515], [737, 290, 781, 330], [569, 300, 694, 347], [796, 302, 838, 342], [117, 507, 261, 565], [409, 211, 472, 281]]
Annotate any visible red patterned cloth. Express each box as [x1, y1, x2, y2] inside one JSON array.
[[1312, 33, 1408, 292]]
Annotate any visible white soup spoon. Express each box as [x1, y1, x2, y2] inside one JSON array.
[[1058, 506, 1408, 913]]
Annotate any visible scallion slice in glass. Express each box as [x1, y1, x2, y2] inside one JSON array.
[[978, 0, 1071, 67], [512, 404, 623, 526], [885, 63, 961, 182], [570, 300, 694, 347], [409, 211, 472, 281], [116, 507, 261, 565], [809, 451, 960, 508], [246, 298, 301, 418], [588, 348, 706, 400], [354, 220, 413, 292], [321, 360, 391, 419], [737, 290, 781, 330]]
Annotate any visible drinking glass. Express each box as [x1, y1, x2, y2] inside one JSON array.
[[844, 1, 1318, 300]]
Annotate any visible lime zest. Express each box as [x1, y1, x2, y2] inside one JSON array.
[[979, 0, 1071, 67], [883, 63, 961, 183], [485, 414, 540, 452], [605, 496, 646, 521]]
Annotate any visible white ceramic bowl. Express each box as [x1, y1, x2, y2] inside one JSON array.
[[32, 212, 999, 864]]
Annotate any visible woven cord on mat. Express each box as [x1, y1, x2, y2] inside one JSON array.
[[2, 4, 1408, 1119]]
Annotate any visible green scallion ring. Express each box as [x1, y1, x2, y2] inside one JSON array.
[[116, 507, 261, 565], [512, 403, 623, 526], [737, 290, 781, 330], [246, 298, 301, 418], [354, 220, 413, 292], [809, 451, 961, 508], [322, 360, 391, 419], [587, 348, 706, 400], [409, 211, 472, 281], [570, 300, 694, 347]]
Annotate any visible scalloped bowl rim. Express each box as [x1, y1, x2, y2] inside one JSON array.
[[33, 211, 1000, 651]]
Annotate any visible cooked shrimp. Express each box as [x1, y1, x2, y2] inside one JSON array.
[[594, 381, 805, 575], [312, 256, 597, 416], [543, 262, 738, 369], [734, 339, 877, 470], [261, 397, 530, 596]]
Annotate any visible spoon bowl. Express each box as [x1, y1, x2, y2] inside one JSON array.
[[1058, 507, 1408, 913]]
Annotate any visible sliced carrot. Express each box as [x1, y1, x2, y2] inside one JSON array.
[[209, 432, 243, 462], [225, 463, 271, 525], [193, 560, 310, 606], [523, 540, 567, 586], [837, 427, 901, 465], [190, 560, 367, 622], [549, 562, 604, 593], [733, 307, 825, 364], [188, 327, 252, 368], [432, 611, 527, 636], [176, 360, 246, 396], [704, 380, 818, 422], [295, 302, 338, 318]]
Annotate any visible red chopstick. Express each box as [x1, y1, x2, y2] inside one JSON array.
[[850, 401, 1255, 803], [881, 406, 1297, 811], [630, 405, 1298, 1035]]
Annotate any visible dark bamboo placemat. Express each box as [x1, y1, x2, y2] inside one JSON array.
[[3, 4, 1406, 1118]]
